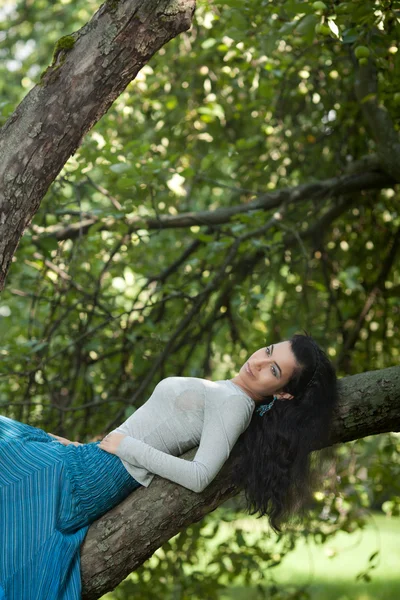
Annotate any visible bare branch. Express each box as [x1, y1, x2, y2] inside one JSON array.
[[32, 168, 394, 242]]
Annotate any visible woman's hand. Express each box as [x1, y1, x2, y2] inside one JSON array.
[[48, 433, 83, 447], [98, 432, 127, 455]]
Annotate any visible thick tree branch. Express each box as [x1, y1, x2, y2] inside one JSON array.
[[0, 0, 196, 291], [80, 365, 400, 599], [32, 168, 394, 241]]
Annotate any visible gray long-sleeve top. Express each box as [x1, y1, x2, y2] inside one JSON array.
[[111, 377, 256, 493]]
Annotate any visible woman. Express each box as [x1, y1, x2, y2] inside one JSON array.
[[0, 333, 338, 599]]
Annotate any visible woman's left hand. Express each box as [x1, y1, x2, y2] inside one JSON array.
[[98, 432, 127, 455], [48, 433, 83, 447]]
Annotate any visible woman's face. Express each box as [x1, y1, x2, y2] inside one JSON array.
[[232, 341, 298, 403]]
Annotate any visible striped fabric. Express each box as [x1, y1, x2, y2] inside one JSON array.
[[0, 415, 142, 599]]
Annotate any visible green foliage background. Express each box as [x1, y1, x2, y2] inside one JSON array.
[[0, 0, 399, 597]]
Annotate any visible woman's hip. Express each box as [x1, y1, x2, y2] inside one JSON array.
[[64, 442, 142, 525], [0, 416, 143, 526], [0, 415, 52, 444]]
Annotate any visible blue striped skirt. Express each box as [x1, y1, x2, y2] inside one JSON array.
[[0, 415, 142, 599]]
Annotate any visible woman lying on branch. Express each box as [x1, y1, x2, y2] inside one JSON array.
[[0, 332, 338, 599]]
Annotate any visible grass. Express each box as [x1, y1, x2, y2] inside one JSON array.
[[102, 513, 400, 599], [217, 512, 400, 599]]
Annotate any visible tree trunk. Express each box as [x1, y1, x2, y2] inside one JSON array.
[[80, 365, 400, 599], [0, 0, 195, 291]]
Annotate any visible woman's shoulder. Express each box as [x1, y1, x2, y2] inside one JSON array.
[[153, 376, 210, 393], [156, 377, 233, 391], [151, 377, 232, 397], [153, 377, 253, 406], [179, 378, 253, 406]]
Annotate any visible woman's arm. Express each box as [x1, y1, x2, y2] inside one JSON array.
[[99, 394, 252, 493], [48, 433, 83, 447]]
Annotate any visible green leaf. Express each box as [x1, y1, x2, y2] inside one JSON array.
[[294, 14, 319, 39], [116, 177, 137, 190], [109, 163, 131, 174], [37, 236, 59, 257], [30, 341, 48, 353], [342, 28, 358, 43], [201, 38, 217, 50], [327, 18, 340, 39]]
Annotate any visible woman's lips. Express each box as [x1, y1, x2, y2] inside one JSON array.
[[245, 362, 255, 377]]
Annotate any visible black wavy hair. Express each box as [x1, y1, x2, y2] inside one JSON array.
[[230, 332, 339, 533]]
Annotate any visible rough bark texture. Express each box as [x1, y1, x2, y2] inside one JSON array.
[[0, 0, 196, 291], [80, 365, 400, 599], [329, 365, 400, 444]]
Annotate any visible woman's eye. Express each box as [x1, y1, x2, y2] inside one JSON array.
[[266, 347, 278, 377]]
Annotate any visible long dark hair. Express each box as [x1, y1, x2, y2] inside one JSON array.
[[230, 332, 339, 533]]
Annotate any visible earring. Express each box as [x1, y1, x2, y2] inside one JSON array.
[[256, 395, 278, 416]]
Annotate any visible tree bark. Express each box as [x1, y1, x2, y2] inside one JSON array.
[[80, 365, 400, 599], [0, 0, 195, 291]]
